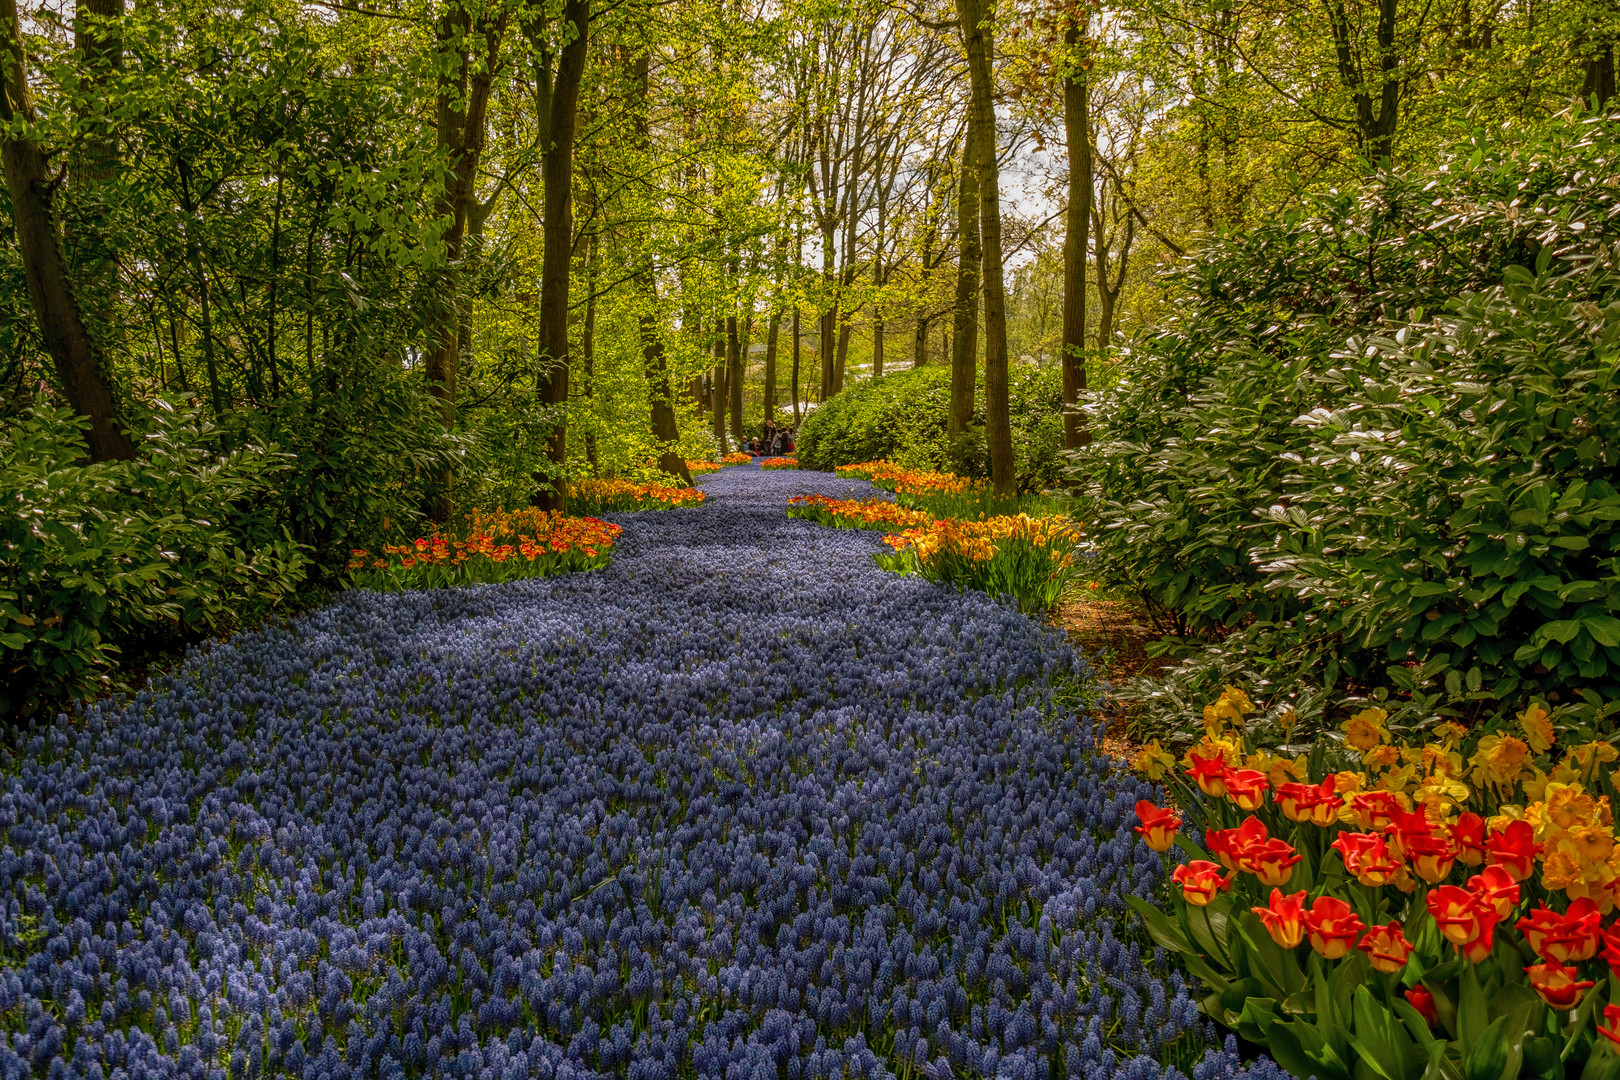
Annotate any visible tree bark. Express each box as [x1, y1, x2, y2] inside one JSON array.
[[948, 117, 980, 438], [1060, 18, 1091, 450], [957, 0, 1012, 497], [530, 0, 590, 512], [913, 313, 928, 367], [1, 0, 133, 461]]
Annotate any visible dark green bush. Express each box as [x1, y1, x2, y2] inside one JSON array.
[[1071, 112, 1620, 726], [798, 364, 1064, 490], [1, 402, 309, 719]]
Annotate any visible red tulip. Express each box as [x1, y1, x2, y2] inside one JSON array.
[[1427, 886, 1501, 962], [1171, 860, 1235, 907], [1134, 801, 1182, 853], [1223, 768, 1271, 811], [1206, 816, 1269, 872], [1350, 791, 1404, 831], [1485, 819, 1541, 882], [1237, 837, 1303, 887], [1383, 807, 1435, 856], [1525, 962, 1595, 1011], [1358, 921, 1415, 973], [1404, 833, 1458, 884], [1303, 895, 1365, 960], [1252, 888, 1308, 949], [1405, 985, 1438, 1027], [1185, 751, 1230, 798], [1599, 1004, 1620, 1049], [1603, 919, 1620, 973], [1452, 812, 1486, 866], [1466, 865, 1521, 919], [1303, 775, 1341, 826], [1274, 781, 1317, 823], [1332, 831, 1402, 887], [1516, 899, 1602, 964]]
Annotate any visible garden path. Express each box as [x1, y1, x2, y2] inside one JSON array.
[[6, 463, 1280, 1080]]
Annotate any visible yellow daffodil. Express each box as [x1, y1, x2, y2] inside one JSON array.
[[1131, 740, 1176, 781], [1518, 702, 1555, 754]]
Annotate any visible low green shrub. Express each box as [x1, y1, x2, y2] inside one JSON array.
[[1072, 111, 1620, 736], [1, 401, 309, 719], [798, 364, 1065, 490]]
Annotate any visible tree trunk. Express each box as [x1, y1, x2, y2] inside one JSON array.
[[711, 318, 727, 447], [581, 249, 599, 475], [1, 0, 133, 461], [1060, 18, 1091, 449], [762, 310, 780, 425], [530, 0, 590, 512], [424, 3, 509, 518], [948, 116, 980, 438], [913, 313, 928, 367], [1328, 0, 1401, 165], [727, 312, 743, 445], [791, 306, 801, 424], [958, 0, 1012, 497], [1582, 42, 1615, 107]]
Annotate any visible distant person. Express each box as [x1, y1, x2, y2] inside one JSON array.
[[783, 430, 795, 453], [770, 428, 784, 455], [763, 420, 778, 449], [748, 438, 762, 455]]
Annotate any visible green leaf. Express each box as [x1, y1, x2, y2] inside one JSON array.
[[1586, 616, 1620, 648], [1539, 620, 1582, 644]]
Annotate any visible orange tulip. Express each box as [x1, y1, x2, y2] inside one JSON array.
[[1237, 838, 1303, 887], [1358, 922, 1415, 973], [1525, 962, 1595, 1011], [1303, 896, 1365, 960], [1252, 888, 1308, 948], [1171, 860, 1235, 907], [1223, 769, 1271, 811], [1134, 801, 1182, 853], [1485, 819, 1541, 882]]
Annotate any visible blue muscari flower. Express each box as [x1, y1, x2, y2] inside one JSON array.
[[7, 467, 1286, 1080]]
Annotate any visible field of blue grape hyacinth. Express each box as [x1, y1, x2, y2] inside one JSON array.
[[4, 463, 1293, 1080]]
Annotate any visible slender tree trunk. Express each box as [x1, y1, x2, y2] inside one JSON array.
[[711, 318, 727, 447], [530, 0, 589, 512], [791, 306, 801, 424], [581, 251, 599, 474], [727, 311, 743, 444], [913, 314, 928, 367], [762, 310, 780, 424], [958, 0, 1012, 497], [1061, 18, 1091, 449], [1, 0, 133, 460], [948, 119, 980, 439]]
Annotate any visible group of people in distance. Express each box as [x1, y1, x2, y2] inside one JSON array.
[[746, 420, 795, 457]]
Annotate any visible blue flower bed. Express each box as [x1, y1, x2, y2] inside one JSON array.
[[2, 465, 1288, 1080]]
